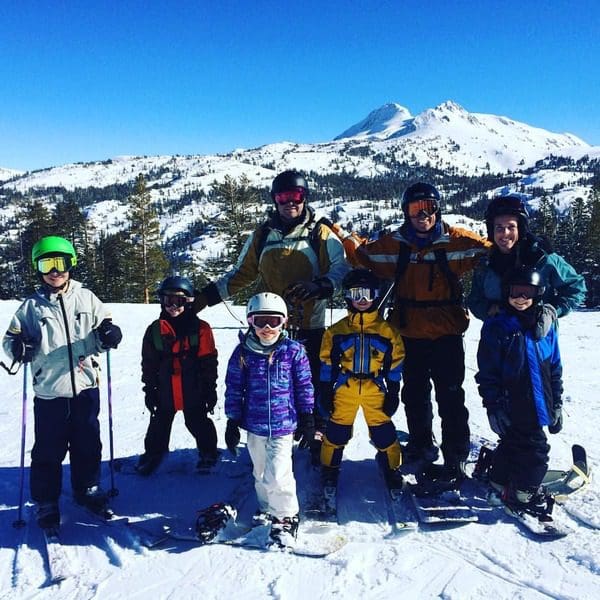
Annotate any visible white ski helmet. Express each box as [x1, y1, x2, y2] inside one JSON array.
[[246, 292, 288, 319]]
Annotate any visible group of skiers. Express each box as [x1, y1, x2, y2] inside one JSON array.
[[2, 169, 587, 547]]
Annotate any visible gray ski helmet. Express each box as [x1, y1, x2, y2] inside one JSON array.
[[270, 170, 309, 200], [485, 195, 530, 240], [401, 182, 441, 219], [158, 276, 195, 298]]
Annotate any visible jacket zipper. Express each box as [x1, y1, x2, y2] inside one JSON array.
[[58, 294, 77, 414]]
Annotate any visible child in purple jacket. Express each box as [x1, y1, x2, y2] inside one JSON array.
[[224, 292, 315, 548]]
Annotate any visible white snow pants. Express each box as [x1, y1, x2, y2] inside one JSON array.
[[246, 432, 299, 520]]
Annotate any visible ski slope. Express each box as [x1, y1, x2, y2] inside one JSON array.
[[0, 301, 599, 599]]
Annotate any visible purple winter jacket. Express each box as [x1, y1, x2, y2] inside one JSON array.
[[225, 334, 314, 437]]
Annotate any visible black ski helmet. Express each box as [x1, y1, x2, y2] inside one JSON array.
[[157, 276, 195, 298], [401, 182, 441, 219], [485, 194, 530, 241], [270, 170, 309, 200], [503, 266, 545, 301], [342, 268, 380, 292]]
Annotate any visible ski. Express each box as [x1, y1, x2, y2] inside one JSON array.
[[406, 483, 478, 524], [41, 527, 71, 584]]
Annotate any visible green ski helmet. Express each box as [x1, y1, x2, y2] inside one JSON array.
[[31, 236, 78, 270]]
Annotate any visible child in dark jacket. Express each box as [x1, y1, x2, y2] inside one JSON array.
[[137, 276, 218, 475], [224, 292, 315, 548], [475, 266, 563, 522]]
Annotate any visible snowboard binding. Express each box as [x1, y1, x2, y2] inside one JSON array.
[[195, 502, 236, 543]]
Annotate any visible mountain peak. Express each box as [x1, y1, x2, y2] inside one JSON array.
[[334, 103, 412, 140]]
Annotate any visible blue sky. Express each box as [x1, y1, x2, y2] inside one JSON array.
[[1, 0, 598, 171]]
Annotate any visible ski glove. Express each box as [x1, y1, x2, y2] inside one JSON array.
[[284, 278, 333, 303], [295, 412, 316, 450], [383, 381, 400, 417], [9, 333, 36, 364], [319, 383, 334, 416], [548, 410, 563, 434], [225, 419, 241, 455], [144, 388, 159, 416], [96, 319, 123, 349], [486, 406, 511, 437], [192, 290, 208, 314]]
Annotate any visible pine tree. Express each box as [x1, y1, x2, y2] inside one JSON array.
[[585, 187, 600, 306], [125, 174, 168, 303]]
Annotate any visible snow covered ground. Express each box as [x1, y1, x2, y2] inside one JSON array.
[[0, 300, 599, 599]]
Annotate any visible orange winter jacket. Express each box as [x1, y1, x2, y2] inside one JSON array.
[[355, 223, 491, 340]]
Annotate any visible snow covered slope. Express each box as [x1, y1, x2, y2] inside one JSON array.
[[0, 301, 599, 599]]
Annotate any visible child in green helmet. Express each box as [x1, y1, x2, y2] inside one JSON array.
[[2, 236, 122, 532]]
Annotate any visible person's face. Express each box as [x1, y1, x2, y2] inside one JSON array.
[[253, 322, 282, 344], [351, 297, 374, 312], [409, 211, 436, 234], [493, 215, 519, 254], [508, 295, 533, 311], [161, 293, 189, 318], [274, 189, 305, 222], [42, 270, 69, 289]]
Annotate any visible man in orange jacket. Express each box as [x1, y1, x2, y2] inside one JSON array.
[[353, 183, 490, 488]]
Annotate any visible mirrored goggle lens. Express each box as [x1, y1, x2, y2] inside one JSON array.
[[407, 199, 438, 218], [161, 294, 189, 307], [509, 284, 542, 300], [37, 256, 70, 274], [274, 189, 305, 205], [249, 314, 286, 328], [345, 287, 378, 302]]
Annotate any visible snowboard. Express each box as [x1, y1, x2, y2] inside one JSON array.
[[164, 520, 347, 557], [541, 444, 590, 502], [502, 503, 569, 539]]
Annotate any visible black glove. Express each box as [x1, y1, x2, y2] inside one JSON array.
[[295, 412, 316, 450], [548, 410, 563, 434], [192, 290, 208, 314], [319, 384, 334, 416], [10, 334, 36, 363], [97, 319, 122, 349], [205, 390, 217, 414], [144, 388, 159, 416], [383, 381, 400, 417], [284, 281, 322, 303], [225, 419, 241, 455]]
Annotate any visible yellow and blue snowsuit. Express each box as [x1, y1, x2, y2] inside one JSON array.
[[319, 309, 405, 471]]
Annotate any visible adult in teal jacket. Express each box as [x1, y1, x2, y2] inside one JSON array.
[[468, 195, 586, 321]]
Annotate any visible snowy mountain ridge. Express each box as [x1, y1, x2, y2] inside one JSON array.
[[1, 101, 597, 193]]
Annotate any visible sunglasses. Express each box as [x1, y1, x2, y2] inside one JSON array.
[[274, 189, 305, 205], [508, 284, 543, 300], [160, 294, 190, 308], [248, 314, 286, 329], [407, 199, 438, 218], [345, 287, 378, 302], [37, 256, 72, 274]]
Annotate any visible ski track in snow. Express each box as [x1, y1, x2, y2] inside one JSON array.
[[1, 303, 600, 599]]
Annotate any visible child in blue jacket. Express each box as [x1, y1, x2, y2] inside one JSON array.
[[224, 292, 314, 548], [475, 266, 563, 522]]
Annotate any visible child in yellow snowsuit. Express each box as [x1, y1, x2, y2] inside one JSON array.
[[319, 269, 405, 488]]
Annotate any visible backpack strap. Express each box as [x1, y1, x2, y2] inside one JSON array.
[[433, 248, 463, 304]]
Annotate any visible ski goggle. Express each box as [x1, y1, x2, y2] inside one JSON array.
[[160, 294, 191, 308], [508, 284, 544, 300], [274, 188, 305, 205], [248, 314, 286, 329], [345, 287, 378, 302], [407, 199, 438, 218], [37, 256, 72, 274]]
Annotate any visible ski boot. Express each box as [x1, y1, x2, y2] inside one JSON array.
[[269, 514, 299, 549], [195, 502, 236, 544], [136, 451, 166, 476], [472, 446, 495, 482], [502, 487, 555, 523], [36, 501, 60, 530], [196, 449, 219, 473], [74, 485, 110, 517]]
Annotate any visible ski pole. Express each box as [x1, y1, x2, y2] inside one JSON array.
[[105, 351, 118, 497], [13, 363, 28, 529]]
